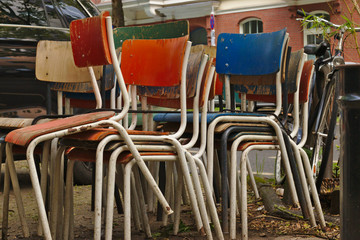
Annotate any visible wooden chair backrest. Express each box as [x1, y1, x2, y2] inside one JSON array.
[[70, 11, 112, 68], [121, 36, 188, 88], [298, 60, 314, 103], [216, 28, 288, 96], [113, 20, 189, 49], [35, 40, 102, 83]]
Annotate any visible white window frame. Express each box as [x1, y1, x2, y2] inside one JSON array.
[[303, 10, 330, 46], [239, 17, 263, 34]]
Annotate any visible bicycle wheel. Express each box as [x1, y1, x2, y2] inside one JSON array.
[[310, 77, 338, 181]]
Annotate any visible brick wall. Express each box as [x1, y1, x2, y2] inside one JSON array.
[[180, 1, 360, 62]]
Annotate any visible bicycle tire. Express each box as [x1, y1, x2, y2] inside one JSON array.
[[310, 77, 337, 181], [315, 77, 339, 192]]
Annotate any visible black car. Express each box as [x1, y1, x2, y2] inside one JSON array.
[[0, 0, 100, 116], [0, 0, 101, 184]]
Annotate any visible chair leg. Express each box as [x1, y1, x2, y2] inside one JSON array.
[[299, 148, 326, 228], [63, 159, 75, 240], [130, 169, 142, 231], [174, 149, 204, 236], [290, 141, 316, 227], [27, 141, 53, 239], [162, 162, 174, 226], [2, 159, 11, 239], [146, 161, 156, 213], [193, 157, 224, 240], [50, 145, 66, 239], [124, 159, 136, 240], [246, 157, 260, 199], [0, 143, 4, 193], [133, 166, 151, 238], [186, 152, 212, 239], [157, 162, 166, 222], [5, 143, 30, 237], [173, 162, 183, 235], [240, 148, 249, 240]]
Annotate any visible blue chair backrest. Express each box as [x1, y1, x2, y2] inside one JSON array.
[[216, 28, 287, 76]]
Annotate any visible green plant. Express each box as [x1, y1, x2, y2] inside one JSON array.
[[333, 162, 340, 178], [300, 1, 360, 60], [255, 152, 265, 175]]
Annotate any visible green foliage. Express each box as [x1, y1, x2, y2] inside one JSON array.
[[152, 220, 191, 239], [300, 10, 339, 42], [255, 153, 265, 175], [333, 162, 340, 178]]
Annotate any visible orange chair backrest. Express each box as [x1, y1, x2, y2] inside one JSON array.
[[121, 36, 188, 87]]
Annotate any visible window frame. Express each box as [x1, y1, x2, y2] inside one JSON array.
[[239, 17, 263, 34], [303, 10, 330, 46]]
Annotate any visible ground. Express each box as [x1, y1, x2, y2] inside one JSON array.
[[0, 163, 340, 240]]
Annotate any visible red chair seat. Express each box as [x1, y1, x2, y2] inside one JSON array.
[[5, 111, 115, 146]]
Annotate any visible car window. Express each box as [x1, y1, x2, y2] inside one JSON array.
[[0, 0, 48, 26], [78, 0, 100, 17], [56, 0, 89, 26], [44, 0, 64, 28]]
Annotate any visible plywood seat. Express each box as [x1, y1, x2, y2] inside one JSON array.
[[5, 111, 114, 147]]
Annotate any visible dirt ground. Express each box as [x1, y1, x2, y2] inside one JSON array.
[[0, 163, 340, 240]]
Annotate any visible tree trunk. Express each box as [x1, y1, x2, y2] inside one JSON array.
[[112, 0, 125, 27]]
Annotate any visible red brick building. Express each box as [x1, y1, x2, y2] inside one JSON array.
[[95, 0, 360, 62]]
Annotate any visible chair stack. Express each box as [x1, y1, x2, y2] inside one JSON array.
[[0, 11, 327, 240]]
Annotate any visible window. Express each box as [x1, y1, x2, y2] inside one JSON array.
[[56, 0, 91, 26], [303, 11, 330, 45], [190, 27, 207, 46], [0, 0, 48, 25], [240, 18, 263, 34]]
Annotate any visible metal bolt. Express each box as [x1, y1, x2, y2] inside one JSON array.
[[225, 63, 229, 67]]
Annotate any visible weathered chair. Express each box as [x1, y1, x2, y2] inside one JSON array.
[[1, 39, 103, 239], [55, 12, 223, 240], [228, 59, 325, 240], [2, 11, 173, 240], [204, 29, 305, 235]]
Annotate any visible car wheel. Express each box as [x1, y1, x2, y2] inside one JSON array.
[[73, 161, 93, 185]]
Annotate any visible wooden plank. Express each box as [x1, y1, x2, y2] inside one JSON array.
[[113, 20, 189, 49], [35, 41, 102, 83]]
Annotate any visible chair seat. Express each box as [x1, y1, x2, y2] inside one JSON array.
[[153, 112, 267, 124], [60, 128, 171, 150], [237, 141, 276, 151], [5, 111, 115, 146], [67, 148, 176, 164], [62, 127, 169, 141], [0, 118, 34, 129]]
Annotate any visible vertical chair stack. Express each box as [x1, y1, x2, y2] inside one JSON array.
[[0, 11, 328, 240]]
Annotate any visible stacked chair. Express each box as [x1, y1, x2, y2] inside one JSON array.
[[62, 14, 223, 239], [205, 29, 301, 232], [1, 11, 225, 240], [0, 10, 327, 240], [227, 59, 326, 239], [203, 29, 325, 240]]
